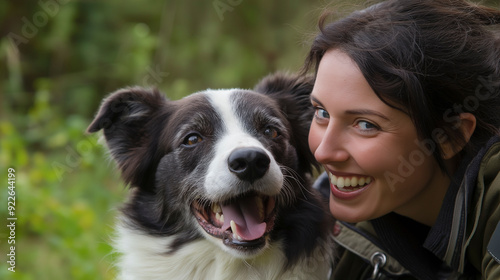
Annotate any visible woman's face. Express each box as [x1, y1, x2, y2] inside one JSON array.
[[309, 49, 450, 224]]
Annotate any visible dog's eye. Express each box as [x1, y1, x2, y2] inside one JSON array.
[[263, 126, 279, 139], [183, 133, 203, 146]]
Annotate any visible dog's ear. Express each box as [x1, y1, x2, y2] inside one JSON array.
[[254, 72, 319, 173], [87, 87, 169, 191]]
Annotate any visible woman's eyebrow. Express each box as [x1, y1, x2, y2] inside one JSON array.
[[311, 95, 390, 120], [310, 95, 323, 106], [345, 109, 390, 121]]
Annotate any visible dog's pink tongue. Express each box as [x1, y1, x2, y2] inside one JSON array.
[[221, 196, 266, 241]]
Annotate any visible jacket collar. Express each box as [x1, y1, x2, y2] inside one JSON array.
[[424, 135, 500, 272]]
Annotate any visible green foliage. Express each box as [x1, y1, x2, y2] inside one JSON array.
[[2, 0, 499, 278]]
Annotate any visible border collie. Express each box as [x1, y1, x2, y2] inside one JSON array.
[[87, 73, 333, 280]]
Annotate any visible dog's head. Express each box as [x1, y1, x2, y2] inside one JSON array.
[[88, 73, 319, 258]]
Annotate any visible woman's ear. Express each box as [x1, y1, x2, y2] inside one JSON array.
[[441, 112, 477, 159]]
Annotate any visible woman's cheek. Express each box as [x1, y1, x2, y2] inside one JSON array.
[[308, 123, 322, 156]]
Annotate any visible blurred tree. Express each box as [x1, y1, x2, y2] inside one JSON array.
[[1, 0, 328, 124]]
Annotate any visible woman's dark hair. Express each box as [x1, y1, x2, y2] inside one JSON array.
[[303, 0, 500, 172]]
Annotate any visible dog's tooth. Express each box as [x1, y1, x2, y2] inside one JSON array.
[[230, 220, 242, 240], [211, 203, 222, 214], [215, 212, 224, 223], [230, 220, 237, 234], [233, 233, 242, 241], [256, 196, 264, 220], [230, 220, 243, 241]]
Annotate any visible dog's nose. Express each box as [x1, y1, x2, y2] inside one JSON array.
[[228, 148, 270, 183]]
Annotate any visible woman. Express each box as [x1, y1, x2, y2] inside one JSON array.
[[304, 0, 500, 279]]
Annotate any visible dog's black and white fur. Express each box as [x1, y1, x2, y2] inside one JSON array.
[[88, 73, 333, 279]]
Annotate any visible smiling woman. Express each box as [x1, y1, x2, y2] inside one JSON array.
[[309, 49, 451, 226], [304, 0, 500, 279]]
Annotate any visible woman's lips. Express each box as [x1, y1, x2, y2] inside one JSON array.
[[327, 171, 373, 200]]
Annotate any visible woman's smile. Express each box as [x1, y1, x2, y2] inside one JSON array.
[[325, 170, 373, 199]]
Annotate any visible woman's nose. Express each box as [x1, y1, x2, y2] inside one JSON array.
[[309, 123, 350, 164]]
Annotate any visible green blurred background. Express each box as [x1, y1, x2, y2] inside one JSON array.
[[1, 0, 498, 279]]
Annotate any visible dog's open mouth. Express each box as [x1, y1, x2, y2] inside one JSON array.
[[191, 192, 276, 250]]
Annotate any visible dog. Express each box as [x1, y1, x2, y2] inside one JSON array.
[[87, 73, 334, 279]]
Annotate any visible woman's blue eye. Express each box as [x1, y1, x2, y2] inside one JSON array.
[[357, 120, 378, 131], [315, 108, 330, 119]]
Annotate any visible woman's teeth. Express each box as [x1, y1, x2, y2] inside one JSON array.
[[328, 173, 371, 191]]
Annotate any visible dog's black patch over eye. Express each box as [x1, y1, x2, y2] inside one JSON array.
[[182, 133, 203, 146], [263, 126, 279, 139]]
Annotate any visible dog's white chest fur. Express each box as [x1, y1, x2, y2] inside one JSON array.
[[116, 223, 332, 280]]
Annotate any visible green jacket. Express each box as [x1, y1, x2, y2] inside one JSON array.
[[320, 136, 500, 279]]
